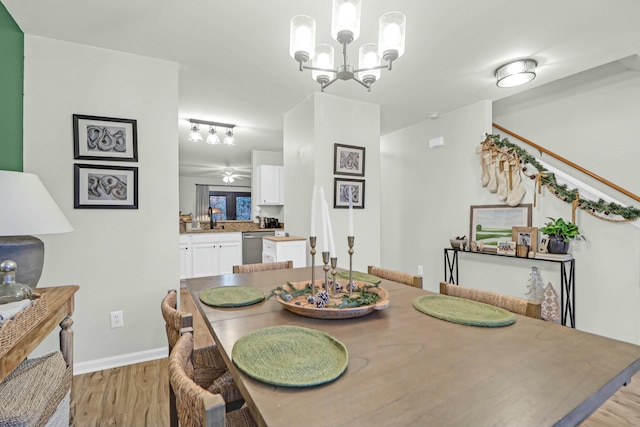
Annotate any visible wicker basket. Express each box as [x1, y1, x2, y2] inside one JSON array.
[[0, 293, 48, 358]]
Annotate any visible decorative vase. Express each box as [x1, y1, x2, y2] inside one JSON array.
[[547, 235, 569, 254]]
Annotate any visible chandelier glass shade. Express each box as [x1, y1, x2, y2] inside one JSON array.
[[290, 0, 406, 91], [206, 126, 221, 145], [188, 124, 203, 142]]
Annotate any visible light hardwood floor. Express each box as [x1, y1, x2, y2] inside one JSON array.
[[71, 289, 640, 426]]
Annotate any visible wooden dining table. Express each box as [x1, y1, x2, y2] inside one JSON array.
[[185, 267, 640, 427]]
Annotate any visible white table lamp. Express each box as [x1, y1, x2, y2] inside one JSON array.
[[0, 170, 73, 288]]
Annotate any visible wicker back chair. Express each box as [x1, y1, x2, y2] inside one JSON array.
[[232, 260, 293, 274], [169, 328, 257, 427], [162, 290, 243, 427], [367, 266, 423, 288], [439, 282, 541, 319]]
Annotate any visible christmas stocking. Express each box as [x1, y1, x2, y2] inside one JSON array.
[[496, 155, 509, 201], [485, 153, 498, 193], [478, 147, 490, 187], [506, 160, 527, 206]]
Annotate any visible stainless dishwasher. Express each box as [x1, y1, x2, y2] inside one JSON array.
[[242, 231, 275, 264]]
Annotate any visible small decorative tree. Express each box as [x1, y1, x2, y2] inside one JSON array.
[[525, 266, 545, 302]]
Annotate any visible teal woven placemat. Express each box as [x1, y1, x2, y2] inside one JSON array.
[[413, 295, 516, 327], [232, 325, 348, 387], [199, 286, 265, 308], [336, 270, 381, 284]]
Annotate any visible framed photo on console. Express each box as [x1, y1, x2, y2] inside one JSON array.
[[512, 226, 538, 253], [469, 204, 532, 251]]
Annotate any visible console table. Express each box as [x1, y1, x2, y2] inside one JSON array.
[[0, 285, 79, 381], [444, 248, 575, 327]]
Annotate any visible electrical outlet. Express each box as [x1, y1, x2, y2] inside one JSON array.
[[417, 265, 424, 275], [110, 310, 124, 328]]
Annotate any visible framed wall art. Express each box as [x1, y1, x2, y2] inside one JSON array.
[[469, 204, 532, 251], [74, 164, 138, 209], [512, 226, 538, 253], [334, 143, 365, 176], [73, 114, 138, 161], [334, 178, 365, 209]]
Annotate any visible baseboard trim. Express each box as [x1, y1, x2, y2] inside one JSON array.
[[73, 347, 167, 375]]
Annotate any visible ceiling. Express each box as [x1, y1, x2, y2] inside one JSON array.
[[4, 0, 640, 179]]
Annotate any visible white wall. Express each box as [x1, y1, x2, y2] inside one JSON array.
[[381, 101, 493, 282], [23, 36, 179, 364], [381, 64, 640, 344], [284, 93, 381, 271]]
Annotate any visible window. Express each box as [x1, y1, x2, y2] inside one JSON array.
[[209, 191, 251, 220]]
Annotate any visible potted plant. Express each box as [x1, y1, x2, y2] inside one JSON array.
[[539, 217, 580, 254]]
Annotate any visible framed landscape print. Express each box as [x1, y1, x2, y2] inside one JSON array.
[[73, 114, 138, 161], [334, 178, 365, 209], [469, 204, 532, 251], [74, 164, 138, 209], [334, 143, 365, 176]]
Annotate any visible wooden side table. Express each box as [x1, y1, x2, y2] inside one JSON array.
[[0, 285, 79, 421]]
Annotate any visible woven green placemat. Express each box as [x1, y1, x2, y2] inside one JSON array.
[[199, 286, 265, 308], [232, 325, 348, 387], [413, 295, 516, 327], [335, 270, 381, 284]]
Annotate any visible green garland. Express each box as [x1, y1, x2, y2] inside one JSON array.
[[487, 134, 640, 221]]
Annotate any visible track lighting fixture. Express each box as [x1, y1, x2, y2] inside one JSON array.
[[187, 119, 236, 146]]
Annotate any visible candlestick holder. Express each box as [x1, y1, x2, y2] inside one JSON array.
[[347, 236, 355, 297], [309, 236, 317, 295], [322, 251, 330, 302], [330, 257, 337, 296]]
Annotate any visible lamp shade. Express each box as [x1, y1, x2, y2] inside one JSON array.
[[0, 171, 73, 288], [0, 171, 73, 236]]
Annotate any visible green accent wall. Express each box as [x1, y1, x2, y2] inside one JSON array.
[[0, 2, 23, 172]]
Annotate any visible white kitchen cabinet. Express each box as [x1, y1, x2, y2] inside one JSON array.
[[256, 165, 284, 205], [262, 236, 307, 268], [182, 232, 242, 278], [179, 235, 192, 279]]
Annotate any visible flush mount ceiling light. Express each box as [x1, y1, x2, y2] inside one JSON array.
[[495, 59, 537, 88], [290, 0, 406, 92], [188, 119, 236, 146]]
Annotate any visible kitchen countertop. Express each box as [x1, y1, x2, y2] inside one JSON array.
[[181, 228, 283, 234], [263, 236, 306, 242]]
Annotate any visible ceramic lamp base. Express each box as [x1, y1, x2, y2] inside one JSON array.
[[0, 235, 44, 289]]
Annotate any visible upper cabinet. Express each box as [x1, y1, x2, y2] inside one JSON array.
[[256, 165, 284, 205]]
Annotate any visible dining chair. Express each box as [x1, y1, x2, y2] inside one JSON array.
[[439, 282, 542, 319], [232, 260, 293, 274], [169, 327, 257, 427], [367, 265, 423, 288], [161, 290, 243, 427]]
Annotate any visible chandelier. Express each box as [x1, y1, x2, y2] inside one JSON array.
[[289, 0, 406, 92], [188, 119, 236, 146]]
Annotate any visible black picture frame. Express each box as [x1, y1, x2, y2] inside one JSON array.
[[74, 164, 138, 209], [333, 178, 365, 209], [73, 114, 138, 161], [334, 143, 365, 176]]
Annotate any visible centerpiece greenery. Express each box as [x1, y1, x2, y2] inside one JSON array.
[[268, 281, 381, 309]]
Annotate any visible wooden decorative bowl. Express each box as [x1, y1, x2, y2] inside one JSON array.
[[274, 280, 389, 319]]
